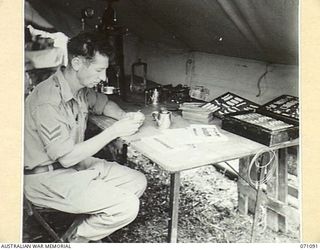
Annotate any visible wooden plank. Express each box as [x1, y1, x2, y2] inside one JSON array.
[[238, 157, 249, 215], [267, 150, 279, 198], [32, 209, 61, 242], [267, 198, 293, 232], [278, 148, 288, 203], [61, 215, 86, 242], [277, 148, 288, 232], [237, 183, 266, 214], [288, 185, 299, 199], [239, 157, 251, 183], [295, 145, 300, 199], [238, 192, 249, 215], [212, 163, 238, 181], [278, 214, 287, 232], [267, 197, 300, 225], [266, 207, 279, 231], [266, 148, 290, 232], [251, 187, 264, 242], [288, 195, 299, 209], [266, 149, 280, 232], [238, 156, 254, 215], [168, 172, 181, 243]]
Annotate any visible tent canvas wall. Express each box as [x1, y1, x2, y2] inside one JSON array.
[[25, 0, 299, 104]]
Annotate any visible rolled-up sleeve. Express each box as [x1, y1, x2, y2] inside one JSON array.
[[33, 104, 75, 161], [85, 88, 108, 115]]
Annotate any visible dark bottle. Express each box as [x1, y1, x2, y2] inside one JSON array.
[[130, 58, 147, 93]]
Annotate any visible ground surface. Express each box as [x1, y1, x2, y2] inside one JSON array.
[[23, 158, 300, 243]]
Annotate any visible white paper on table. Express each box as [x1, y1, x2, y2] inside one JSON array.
[[188, 124, 228, 142], [137, 126, 228, 154], [159, 128, 196, 146], [138, 134, 195, 154]]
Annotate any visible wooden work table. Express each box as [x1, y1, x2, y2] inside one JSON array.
[[88, 99, 299, 243]]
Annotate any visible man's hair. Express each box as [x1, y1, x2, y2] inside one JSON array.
[[67, 32, 114, 63]]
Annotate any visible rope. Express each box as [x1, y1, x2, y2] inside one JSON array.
[[248, 148, 277, 242], [247, 148, 277, 187]]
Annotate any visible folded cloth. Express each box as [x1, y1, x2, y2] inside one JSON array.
[[25, 47, 65, 69]]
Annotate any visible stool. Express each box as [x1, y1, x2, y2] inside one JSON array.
[[24, 196, 85, 242]]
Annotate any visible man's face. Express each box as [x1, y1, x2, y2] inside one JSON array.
[[77, 52, 109, 88]]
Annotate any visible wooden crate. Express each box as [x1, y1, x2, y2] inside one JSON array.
[[222, 94, 299, 146], [259, 95, 299, 125], [238, 146, 300, 233], [202, 92, 260, 119], [222, 110, 299, 146]]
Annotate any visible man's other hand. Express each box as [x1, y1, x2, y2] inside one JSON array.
[[123, 111, 145, 126], [88, 160, 109, 179], [109, 117, 142, 138]]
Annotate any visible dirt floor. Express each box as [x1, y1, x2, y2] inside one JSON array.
[[23, 157, 300, 243]]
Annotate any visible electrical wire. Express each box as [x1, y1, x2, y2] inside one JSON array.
[[247, 148, 277, 242], [247, 148, 277, 187], [256, 63, 270, 97], [224, 148, 277, 243]]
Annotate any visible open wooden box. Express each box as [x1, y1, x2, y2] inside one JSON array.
[[221, 95, 299, 146]]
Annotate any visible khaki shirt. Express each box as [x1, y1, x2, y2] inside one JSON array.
[[24, 68, 108, 169]]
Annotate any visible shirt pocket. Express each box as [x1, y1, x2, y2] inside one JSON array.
[[58, 103, 76, 130]]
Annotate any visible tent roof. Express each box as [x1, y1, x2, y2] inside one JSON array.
[[26, 0, 299, 65]]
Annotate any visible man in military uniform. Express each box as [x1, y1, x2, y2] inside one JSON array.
[[24, 32, 147, 242]]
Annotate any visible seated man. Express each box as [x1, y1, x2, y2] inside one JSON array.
[[24, 32, 147, 243]]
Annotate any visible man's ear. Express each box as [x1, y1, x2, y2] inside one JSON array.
[[70, 57, 83, 71]]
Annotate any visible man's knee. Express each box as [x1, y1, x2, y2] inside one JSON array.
[[137, 171, 147, 190], [134, 171, 147, 197], [124, 193, 140, 219], [106, 193, 140, 224]]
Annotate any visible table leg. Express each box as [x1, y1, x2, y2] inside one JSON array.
[[238, 156, 257, 214], [267, 147, 288, 232], [250, 169, 265, 242], [167, 172, 181, 243]]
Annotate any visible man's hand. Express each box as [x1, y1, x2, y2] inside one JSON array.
[[87, 160, 109, 179], [109, 116, 142, 138], [122, 111, 145, 126]]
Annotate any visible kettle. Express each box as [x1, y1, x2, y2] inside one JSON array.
[[152, 108, 172, 129]]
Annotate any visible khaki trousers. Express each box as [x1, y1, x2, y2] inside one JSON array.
[[24, 157, 147, 241]]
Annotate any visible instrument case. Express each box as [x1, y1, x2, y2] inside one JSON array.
[[221, 95, 299, 146]]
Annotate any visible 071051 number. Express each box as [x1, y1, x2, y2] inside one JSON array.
[[300, 244, 318, 248]]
